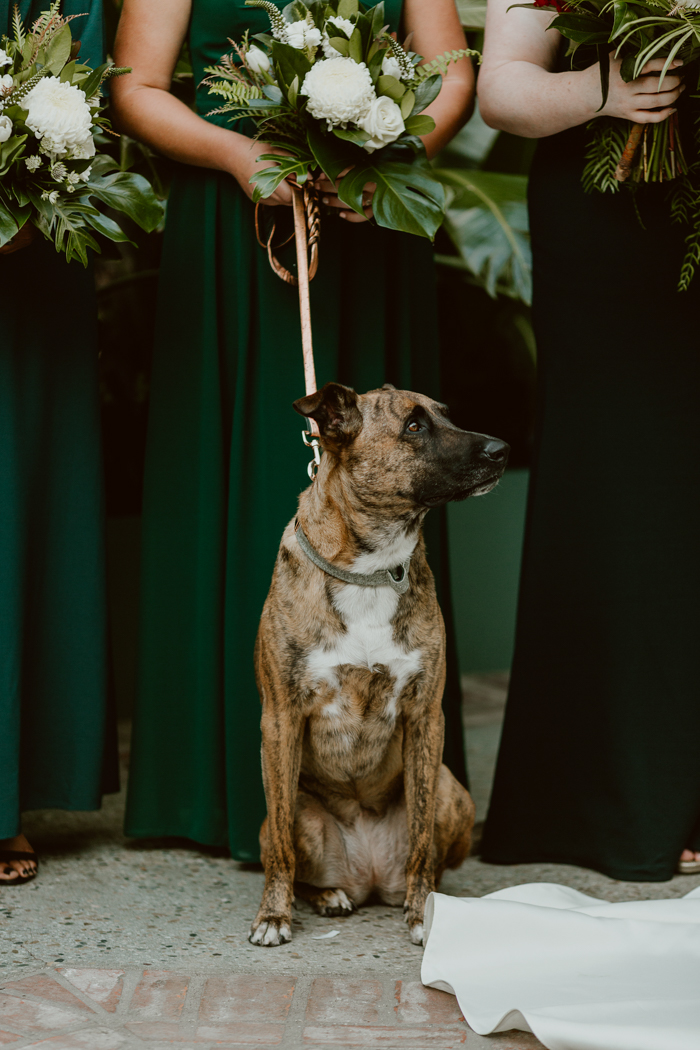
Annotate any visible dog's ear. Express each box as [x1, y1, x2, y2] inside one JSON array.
[[293, 382, 362, 450]]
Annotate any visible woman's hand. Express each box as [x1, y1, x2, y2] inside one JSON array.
[[229, 140, 294, 207], [0, 224, 35, 256], [313, 170, 375, 223], [586, 55, 685, 124]]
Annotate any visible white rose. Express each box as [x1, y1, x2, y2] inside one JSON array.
[[361, 95, 405, 152], [0, 48, 11, 68], [22, 76, 93, 157], [285, 19, 322, 51], [322, 15, 355, 58], [0, 114, 12, 142], [381, 54, 403, 80], [0, 73, 13, 96], [301, 57, 375, 129], [246, 45, 270, 74]]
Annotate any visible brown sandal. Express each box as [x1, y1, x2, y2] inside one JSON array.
[[0, 849, 39, 885]]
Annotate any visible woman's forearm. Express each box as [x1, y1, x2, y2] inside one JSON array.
[[478, 60, 602, 138], [110, 83, 252, 176], [422, 75, 474, 158]]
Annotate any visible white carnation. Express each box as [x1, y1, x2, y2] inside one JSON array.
[[0, 114, 12, 143], [381, 53, 403, 80], [25, 154, 41, 171], [285, 19, 322, 51], [246, 45, 270, 74], [0, 48, 11, 68], [322, 15, 355, 58], [301, 57, 376, 129], [361, 95, 405, 153], [22, 76, 93, 157]]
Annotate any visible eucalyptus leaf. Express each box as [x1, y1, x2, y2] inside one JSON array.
[[371, 1, 386, 37], [333, 126, 371, 145], [400, 90, 415, 119], [328, 35, 350, 56], [45, 24, 72, 75], [338, 0, 359, 17], [404, 113, 435, 136], [377, 74, 405, 100], [348, 28, 363, 63], [412, 74, 442, 114]]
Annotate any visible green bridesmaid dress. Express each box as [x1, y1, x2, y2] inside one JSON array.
[[0, 0, 117, 841], [125, 0, 467, 860]]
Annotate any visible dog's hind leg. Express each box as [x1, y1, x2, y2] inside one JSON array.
[[294, 882, 355, 917], [433, 764, 475, 884], [291, 791, 367, 914]]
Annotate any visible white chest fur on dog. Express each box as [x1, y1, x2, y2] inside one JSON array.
[[305, 533, 423, 719]]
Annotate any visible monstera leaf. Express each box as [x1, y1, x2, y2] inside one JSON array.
[[338, 157, 445, 240], [435, 169, 532, 303]]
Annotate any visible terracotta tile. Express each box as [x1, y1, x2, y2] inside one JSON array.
[[195, 1022, 285, 1045], [394, 982, 465, 1025], [1, 975, 95, 1014], [126, 1021, 284, 1045], [199, 976, 296, 1024], [303, 1026, 467, 1046], [0, 993, 85, 1033], [130, 971, 189, 1021], [59, 968, 125, 1012], [306, 979, 383, 1025], [24, 1029, 134, 1049]]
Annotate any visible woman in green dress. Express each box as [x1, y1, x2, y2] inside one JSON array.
[[478, 0, 700, 880], [113, 0, 473, 860], [0, 0, 117, 884]]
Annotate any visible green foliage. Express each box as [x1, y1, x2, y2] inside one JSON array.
[[436, 169, 532, 303], [582, 118, 626, 194], [413, 49, 480, 84]]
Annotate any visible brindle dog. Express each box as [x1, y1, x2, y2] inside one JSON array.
[[250, 382, 509, 947]]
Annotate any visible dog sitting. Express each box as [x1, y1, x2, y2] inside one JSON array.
[[250, 382, 509, 947]]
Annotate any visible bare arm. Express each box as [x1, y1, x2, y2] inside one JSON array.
[[111, 0, 292, 205], [405, 0, 475, 159], [478, 0, 684, 139]]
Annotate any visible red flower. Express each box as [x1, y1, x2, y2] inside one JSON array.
[[533, 0, 570, 11]]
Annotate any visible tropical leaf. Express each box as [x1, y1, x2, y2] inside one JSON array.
[[339, 158, 445, 240], [86, 170, 165, 232], [436, 168, 531, 302]]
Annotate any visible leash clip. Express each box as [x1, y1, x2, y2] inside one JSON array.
[[302, 428, 322, 481]]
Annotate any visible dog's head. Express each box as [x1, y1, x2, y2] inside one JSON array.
[[293, 382, 509, 510]]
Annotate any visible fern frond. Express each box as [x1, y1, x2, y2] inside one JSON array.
[[245, 0, 288, 41], [12, 4, 25, 47], [678, 213, 700, 291], [206, 79, 264, 102], [582, 118, 627, 194], [413, 49, 480, 84]]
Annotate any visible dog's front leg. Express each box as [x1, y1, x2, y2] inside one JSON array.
[[402, 684, 445, 946], [249, 689, 304, 948]]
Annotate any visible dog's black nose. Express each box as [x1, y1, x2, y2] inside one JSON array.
[[480, 438, 509, 464]]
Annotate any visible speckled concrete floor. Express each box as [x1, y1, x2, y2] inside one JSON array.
[[3, 677, 697, 984]]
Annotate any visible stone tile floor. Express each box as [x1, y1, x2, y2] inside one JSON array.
[[0, 969, 545, 1049], [2, 675, 697, 1049]]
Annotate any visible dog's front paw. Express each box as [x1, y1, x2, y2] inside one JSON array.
[[249, 916, 292, 947], [403, 900, 426, 947], [408, 922, 424, 946]]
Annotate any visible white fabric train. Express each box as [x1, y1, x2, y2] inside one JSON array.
[[421, 883, 700, 1050]]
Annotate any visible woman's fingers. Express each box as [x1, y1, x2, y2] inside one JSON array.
[[639, 57, 683, 76], [633, 87, 685, 111], [634, 104, 679, 124], [632, 74, 682, 94]]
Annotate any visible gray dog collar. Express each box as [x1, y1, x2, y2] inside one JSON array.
[[294, 521, 411, 595]]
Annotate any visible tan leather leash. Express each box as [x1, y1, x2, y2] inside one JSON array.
[[255, 182, 322, 479]]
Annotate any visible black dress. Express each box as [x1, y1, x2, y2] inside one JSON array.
[[482, 124, 700, 881]]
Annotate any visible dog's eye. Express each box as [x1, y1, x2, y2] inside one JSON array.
[[405, 420, 423, 434]]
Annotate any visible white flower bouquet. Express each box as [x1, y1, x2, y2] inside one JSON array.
[[0, 2, 163, 264], [205, 0, 476, 240]]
